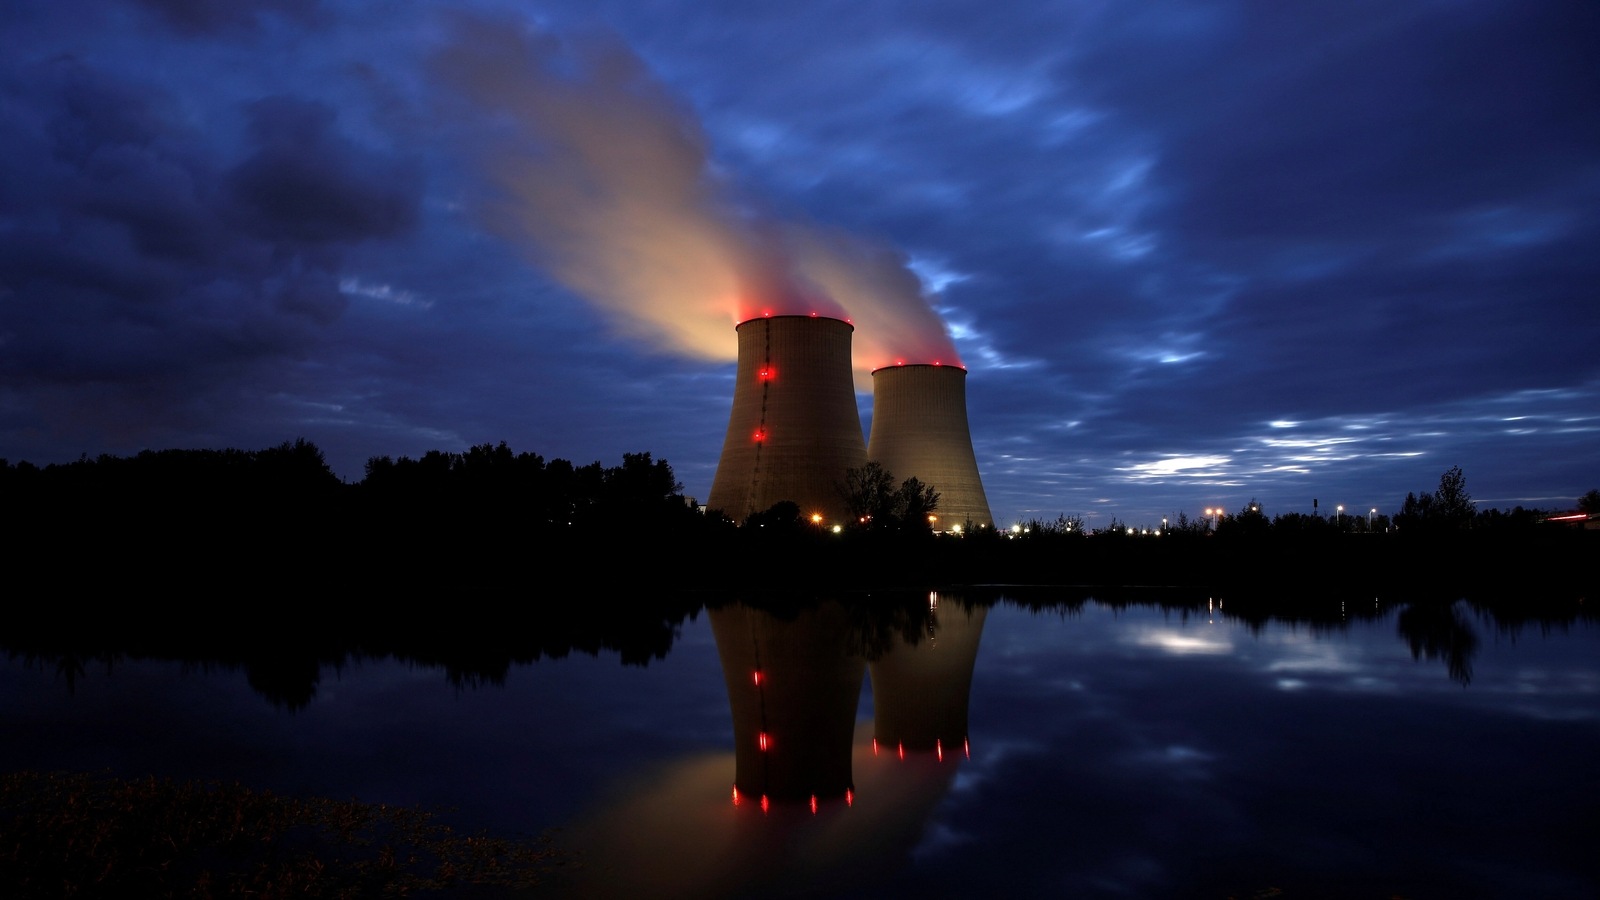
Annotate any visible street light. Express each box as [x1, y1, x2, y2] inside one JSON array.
[[1369, 508, 1376, 529]]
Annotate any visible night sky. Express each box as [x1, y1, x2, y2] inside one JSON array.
[[3, 0, 1596, 527]]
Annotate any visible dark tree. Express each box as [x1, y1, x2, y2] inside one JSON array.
[[895, 476, 940, 531], [1433, 465, 1474, 528], [838, 461, 897, 526], [1217, 499, 1269, 537], [836, 462, 940, 531], [1395, 490, 1434, 531]]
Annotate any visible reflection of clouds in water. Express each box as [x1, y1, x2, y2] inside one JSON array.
[[1479, 668, 1600, 721], [1128, 629, 1233, 655], [909, 821, 974, 861], [1344, 675, 1401, 693], [1120, 739, 1216, 781], [1155, 744, 1212, 763], [1262, 643, 1363, 674], [1121, 742, 1217, 782], [950, 769, 985, 795]]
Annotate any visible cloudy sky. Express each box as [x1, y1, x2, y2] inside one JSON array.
[[3, 0, 1596, 527]]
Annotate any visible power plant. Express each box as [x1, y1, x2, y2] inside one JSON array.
[[708, 314, 992, 529], [867, 364, 992, 529], [707, 315, 868, 525], [709, 594, 990, 810]]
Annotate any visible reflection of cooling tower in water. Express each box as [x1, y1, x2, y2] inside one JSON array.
[[869, 595, 988, 756], [708, 316, 867, 525], [710, 602, 866, 804], [867, 364, 992, 529]]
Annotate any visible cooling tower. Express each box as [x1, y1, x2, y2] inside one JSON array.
[[710, 601, 866, 803], [708, 315, 867, 525], [867, 364, 992, 529], [869, 594, 988, 755]]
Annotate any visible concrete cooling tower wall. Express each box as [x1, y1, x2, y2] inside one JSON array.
[[867, 364, 993, 529], [708, 315, 867, 525]]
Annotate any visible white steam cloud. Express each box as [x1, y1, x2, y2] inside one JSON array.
[[433, 14, 961, 376]]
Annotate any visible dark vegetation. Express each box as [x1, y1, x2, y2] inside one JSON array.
[[2, 442, 1594, 597], [0, 770, 560, 899]]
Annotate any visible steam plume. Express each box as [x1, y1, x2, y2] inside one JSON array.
[[433, 15, 960, 376]]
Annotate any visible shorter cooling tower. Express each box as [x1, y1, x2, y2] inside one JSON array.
[[708, 315, 867, 525], [867, 364, 992, 529], [869, 595, 988, 755]]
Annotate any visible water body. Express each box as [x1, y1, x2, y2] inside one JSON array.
[[3, 597, 1596, 898]]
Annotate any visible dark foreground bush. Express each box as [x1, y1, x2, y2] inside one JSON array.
[[0, 770, 561, 898]]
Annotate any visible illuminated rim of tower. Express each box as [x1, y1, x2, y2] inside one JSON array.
[[869, 361, 968, 374], [734, 312, 854, 330]]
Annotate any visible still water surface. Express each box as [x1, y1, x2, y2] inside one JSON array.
[[4, 597, 1596, 898]]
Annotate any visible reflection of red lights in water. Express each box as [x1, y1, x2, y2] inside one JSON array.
[[964, 737, 971, 759], [732, 789, 857, 813], [752, 670, 762, 686], [758, 731, 770, 751], [897, 742, 905, 760], [936, 738, 943, 762], [871, 738, 878, 756]]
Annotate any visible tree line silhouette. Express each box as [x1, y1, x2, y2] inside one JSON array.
[[2, 440, 1593, 594]]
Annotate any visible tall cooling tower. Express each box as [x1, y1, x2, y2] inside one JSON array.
[[710, 602, 865, 804], [867, 364, 993, 529], [708, 315, 867, 525]]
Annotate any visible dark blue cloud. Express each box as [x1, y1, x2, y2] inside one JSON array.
[[0, 0, 1594, 522]]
